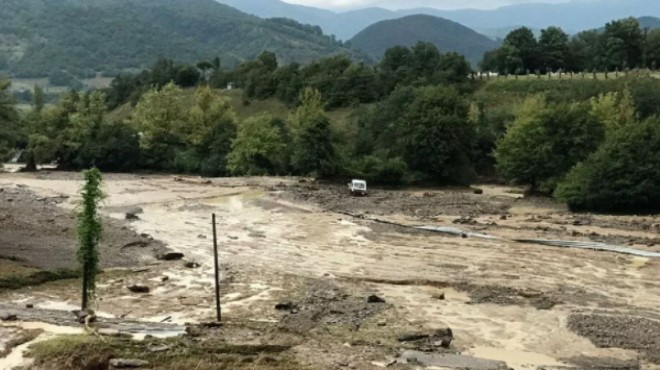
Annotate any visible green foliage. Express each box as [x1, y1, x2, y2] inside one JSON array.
[[397, 86, 476, 184], [350, 156, 408, 186], [484, 17, 650, 73], [77, 168, 103, 310], [0, 269, 80, 292], [0, 79, 20, 162], [555, 117, 660, 213], [0, 0, 360, 78], [495, 97, 605, 193], [76, 123, 141, 172], [228, 115, 287, 175], [289, 88, 336, 177]]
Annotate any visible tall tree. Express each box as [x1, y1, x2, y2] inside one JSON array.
[[0, 79, 19, 162], [290, 88, 335, 176], [495, 97, 604, 193], [539, 26, 569, 71], [78, 168, 103, 310], [503, 27, 539, 73], [602, 17, 644, 69]]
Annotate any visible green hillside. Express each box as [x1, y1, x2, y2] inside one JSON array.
[[0, 0, 358, 78], [349, 14, 500, 66]]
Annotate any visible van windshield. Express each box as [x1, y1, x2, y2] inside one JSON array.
[[353, 182, 366, 189]]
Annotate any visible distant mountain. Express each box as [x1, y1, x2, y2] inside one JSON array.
[[217, 0, 660, 40], [350, 15, 499, 66], [638, 16, 660, 29], [0, 0, 359, 78]]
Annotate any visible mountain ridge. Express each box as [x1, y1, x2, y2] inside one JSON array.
[[0, 0, 359, 78], [349, 14, 500, 65], [217, 0, 660, 40]]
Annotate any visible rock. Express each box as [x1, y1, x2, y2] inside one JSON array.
[[185, 326, 203, 337], [125, 212, 140, 221], [122, 241, 148, 249], [148, 345, 172, 353], [338, 362, 349, 367], [432, 292, 446, 300], [275, 302, 298, 312], [473, 188, 484, 195], [184, 261, 201, 268], [109, 358, 149, 368], [1, 314, 17, 321], [367, 294, 386, 303], [377, 320, 387, 327], [161, 276, 169, 282], [431, 328, 453, 348], [197, 234, 207, 239], [73, 309, 97, 324], [25, 304, 34, 309], [127, 285, 150, 293], [397, 333, 429, 342], [500, 215, 508, 220], [371, 359, 396, 368], [158, 252, 184, 261]]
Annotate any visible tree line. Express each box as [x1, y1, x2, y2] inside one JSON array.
[[481, 17, 660, 75], [104, 42, 473, 110], [2, 42, 660, 213]]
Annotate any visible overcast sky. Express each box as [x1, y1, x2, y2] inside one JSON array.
[[281, 0, 574, 11]]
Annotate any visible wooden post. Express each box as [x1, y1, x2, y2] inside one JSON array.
[[212, 213, 221, 322]]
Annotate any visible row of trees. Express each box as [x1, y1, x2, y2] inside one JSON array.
[[105, 42, 473, 110], [4, 56, 660, 213], [482, 18, 660, 74], [494, 88, 660, 212]]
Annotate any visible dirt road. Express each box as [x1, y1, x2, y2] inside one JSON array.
[[0, 171, 659, 369]]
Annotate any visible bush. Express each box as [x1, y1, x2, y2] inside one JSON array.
[[555, 118, 660, 213], [75, 123, 141, 171], [351, 156, 408, 186], [495, 97, 604, 193]]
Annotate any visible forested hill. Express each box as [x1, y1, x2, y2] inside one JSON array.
[[0, 0, 358, 78], [349, 15, 500, 66]]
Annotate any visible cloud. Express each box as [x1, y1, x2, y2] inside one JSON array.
[[282, 0, 573, 11]]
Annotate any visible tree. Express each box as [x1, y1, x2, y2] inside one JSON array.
[[495, 97, 604, 193], [290, 88, 336, 176], [503, 27, 539, 72], [396, 86, 476, 184], [78, 168, 103, 310], [646, 29, 660, 70], [589, 90, 636, 133], [0, 79, 19, 162], [539, 26, 569, 72], [602, 17, 644, 69], [33, 85, 44, 113], [555, 117, 660, 212], [131, 83, 187, 168], [227, 115, 286, 175]]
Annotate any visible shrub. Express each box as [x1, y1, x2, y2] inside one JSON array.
[[555, 117, 660, 213]]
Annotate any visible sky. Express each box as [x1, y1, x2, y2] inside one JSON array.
[[281, 0, 574, 11]]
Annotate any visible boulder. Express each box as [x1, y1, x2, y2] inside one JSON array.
[[367, 294, 386, 303], [127, 285, 150, 293], [158, 252, 184, 261], [109, 359, 149, 368]]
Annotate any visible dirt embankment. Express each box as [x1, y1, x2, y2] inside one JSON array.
[[0, 185, 167, 270]]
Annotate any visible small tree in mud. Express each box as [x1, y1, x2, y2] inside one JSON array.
[[77, 168, 103, 310]]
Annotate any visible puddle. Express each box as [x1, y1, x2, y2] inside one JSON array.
[[467, 346, 566, 370]]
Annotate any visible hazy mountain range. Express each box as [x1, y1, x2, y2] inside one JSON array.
[[350, 15, 500, 65], [217, 0, 660, 40]]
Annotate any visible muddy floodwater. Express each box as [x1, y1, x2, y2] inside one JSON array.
[[1, 171, 659, 369]]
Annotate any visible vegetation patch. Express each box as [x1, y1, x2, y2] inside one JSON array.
[[0, 269, 80, 292], [28, 335, 304, 370]]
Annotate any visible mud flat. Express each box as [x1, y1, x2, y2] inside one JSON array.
[[0, 171, 659, 369]]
